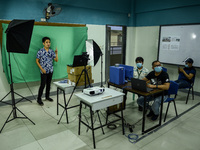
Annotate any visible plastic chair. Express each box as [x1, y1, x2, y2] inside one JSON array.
[[164, 81, 179, 122], [178, 74, 195, 104], [185, 82, 194, 104], [162, 67, 167, 72]]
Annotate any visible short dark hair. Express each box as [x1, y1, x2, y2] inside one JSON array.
[[152, 60, 160, 66], [135, 57, 144, 63], [185, 58, 194, 64], [42, 37, 50, 43]]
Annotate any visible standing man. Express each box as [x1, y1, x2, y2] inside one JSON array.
[[175, 58, 196, 88], [137, 60, 170, 121], [36, 37, 58, 106]]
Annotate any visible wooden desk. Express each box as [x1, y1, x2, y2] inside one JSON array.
[[75, 88, 125, 149], [108, 81, 164, 134]]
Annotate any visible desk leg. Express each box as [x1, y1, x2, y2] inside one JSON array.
[[78, 101, 82, 135], [120, 103, 125, 135], [90, 106, 96, 149], [57, 88, 59, 115], [97, 111, 104, 134], [63, 90, 69, 124], [142, 96, 146, 134], [159, 92, 164, 126]]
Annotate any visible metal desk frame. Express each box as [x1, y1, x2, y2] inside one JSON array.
[[108, 81, 164, 134]]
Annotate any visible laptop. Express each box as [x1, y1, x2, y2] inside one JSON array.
[[131, 78, 153, 92], [68, 55, 84, 67]]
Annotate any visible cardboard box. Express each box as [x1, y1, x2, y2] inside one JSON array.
[[68, 73, 92, 83], [67, 65, 92, 76]]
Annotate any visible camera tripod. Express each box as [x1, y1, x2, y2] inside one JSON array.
[[58, 64, 92, 124]]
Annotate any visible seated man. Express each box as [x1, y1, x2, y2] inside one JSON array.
[[137, 60, 170, 121], [133, 56, 149, 111], [133, 56, 149, 79], [175, 58, 196, 88]]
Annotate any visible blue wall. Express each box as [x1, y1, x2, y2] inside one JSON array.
[[135, 0, 200, 26], [1, 0, 200, 26], [0, 0, 134, 26]]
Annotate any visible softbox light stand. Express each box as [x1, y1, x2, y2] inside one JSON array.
[[0, 19, 35, 133], [86, 39, 103, 87]]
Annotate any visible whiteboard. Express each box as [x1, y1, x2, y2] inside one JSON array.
[[158, 24, 200, 68]]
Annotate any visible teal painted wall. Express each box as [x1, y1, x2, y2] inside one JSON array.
[[0, 0, 134, 26], [135, 0, 200, 26], [1, 0, 200, 26]]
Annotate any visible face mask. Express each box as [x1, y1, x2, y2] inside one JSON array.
[[185, 64, 189, 68], [154, 66, 162, 73], [136, 63, 143, 68]]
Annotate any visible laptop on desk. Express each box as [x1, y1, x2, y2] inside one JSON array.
[[131, 78, 153, 92], [68, 55, 84, 67]]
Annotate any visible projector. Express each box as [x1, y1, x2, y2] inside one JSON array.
[[83, 87, 105, 96]]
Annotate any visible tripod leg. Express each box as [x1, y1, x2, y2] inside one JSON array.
[[0, 108, 15, 133], [84, 69, 91, 87], [0, 91, 11, 103], [15, 107, 35, 125], [97, 111, 105, 134], [14, 92, 32, 103]]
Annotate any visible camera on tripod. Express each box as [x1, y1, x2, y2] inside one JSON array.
[[81, 52, 90, 66]]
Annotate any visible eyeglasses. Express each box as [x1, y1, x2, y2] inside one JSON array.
[[154, 64, 162, 67]]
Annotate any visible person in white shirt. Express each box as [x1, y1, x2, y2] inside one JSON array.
[[133, 57, 149, 111], [133, 57, 149, 79]]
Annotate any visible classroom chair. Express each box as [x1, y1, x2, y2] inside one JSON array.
[[178, 75, 195, 104], [163, 81, 179, 122], [162, 67, 167, 72]]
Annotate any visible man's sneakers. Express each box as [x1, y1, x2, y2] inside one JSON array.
[[151, 114, 159, 121], [37, 97, 53, 106], [37, 99, 44, 106], [138, 105, 143, 111], [147, 110, 159, 121], [46, 97, 53, 102]]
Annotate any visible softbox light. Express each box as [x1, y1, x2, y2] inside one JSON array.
[[5, 19, 34, 54], [86, 39, 102, 66]]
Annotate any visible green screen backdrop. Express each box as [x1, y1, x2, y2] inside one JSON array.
[[1, 23, 88, 84]]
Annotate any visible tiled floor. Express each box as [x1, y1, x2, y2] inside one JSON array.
[[0, 88, 200, 150]]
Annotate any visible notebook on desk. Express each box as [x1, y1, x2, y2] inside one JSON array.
[[131, 78, 153, 92]]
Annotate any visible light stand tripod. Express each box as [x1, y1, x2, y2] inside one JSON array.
[[58, 54, 91, 124], [0, 53, 35, 133]]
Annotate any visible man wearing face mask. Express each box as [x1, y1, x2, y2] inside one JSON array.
[[133, 57, 149, 111], [133, 57, 149, 79], [175, 58, 196, 89], [137, 60, 170, 121]]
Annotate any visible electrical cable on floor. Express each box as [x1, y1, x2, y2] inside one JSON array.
[[12, 54, 79, 124]]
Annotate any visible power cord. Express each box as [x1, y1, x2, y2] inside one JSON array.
[[12, 53, 78, 123]]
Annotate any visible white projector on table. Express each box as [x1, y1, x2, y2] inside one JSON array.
[[83, 87, 105, 96]]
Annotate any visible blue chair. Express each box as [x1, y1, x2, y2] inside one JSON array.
[[164, 81, 179, 122], [162, 67, 167, 72], [178, 74, 195, 104], [185, 82, 194, 104]]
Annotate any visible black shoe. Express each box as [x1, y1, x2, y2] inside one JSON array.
[[46, 97, 53, 102], [37, 100, 44, 106], [138, 105, 143, 111], [151, 114, 159, 121], [147, 110, 154, 117]]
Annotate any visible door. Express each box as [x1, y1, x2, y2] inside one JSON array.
[[105, 25, 127, 82]]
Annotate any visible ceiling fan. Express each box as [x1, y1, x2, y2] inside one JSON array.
[[44, 3, 62, 20]]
